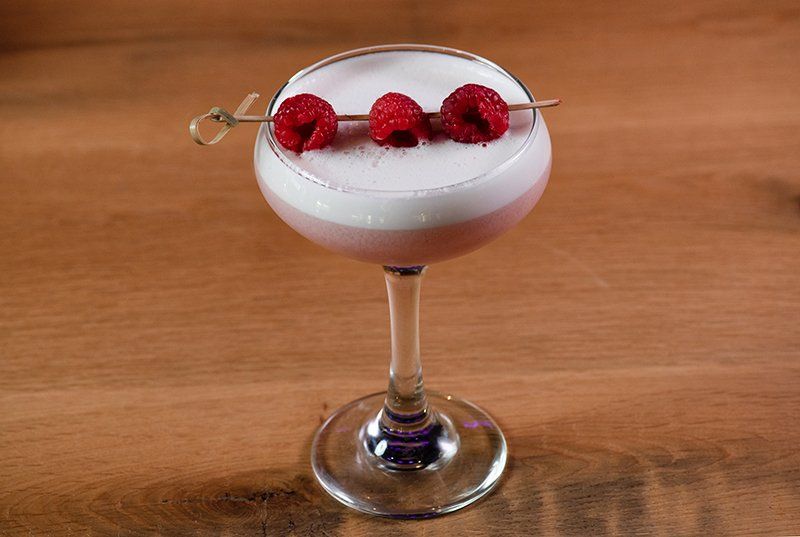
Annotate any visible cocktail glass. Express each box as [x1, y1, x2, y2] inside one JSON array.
[[254, 44, 551, 517]]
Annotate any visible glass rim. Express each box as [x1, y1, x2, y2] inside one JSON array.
[[260, 43, 541, 197]]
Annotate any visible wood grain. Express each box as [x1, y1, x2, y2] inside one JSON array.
[[1, 0, 799, 535]]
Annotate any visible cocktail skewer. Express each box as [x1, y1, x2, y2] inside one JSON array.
[[190, 93, 561, 146]]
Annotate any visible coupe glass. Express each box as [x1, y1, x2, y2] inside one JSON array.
[[254, 44, 551, 517]]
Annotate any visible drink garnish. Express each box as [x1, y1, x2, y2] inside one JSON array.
[[273, 93, 338, 153], [440, 84, 510, 143], [190, 91, 560, 148], [368, 92, 433, 148]]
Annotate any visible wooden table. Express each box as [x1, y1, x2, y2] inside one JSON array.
[[2, 1, 799, 534]]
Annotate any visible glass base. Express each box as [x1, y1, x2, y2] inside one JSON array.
[[311, 391, 507, 518]]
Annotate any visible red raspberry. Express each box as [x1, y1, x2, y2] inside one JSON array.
[[440, 84, 509, 143], [273, 93, 338, 153], [369, 92, 432, 147]]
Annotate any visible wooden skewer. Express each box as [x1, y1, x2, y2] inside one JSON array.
[[234, 99, 562, 123], [190, 93, 561, 145]]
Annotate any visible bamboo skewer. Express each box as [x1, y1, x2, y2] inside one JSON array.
[[190, 93, 561, 146], [235, 99, 562, 123]]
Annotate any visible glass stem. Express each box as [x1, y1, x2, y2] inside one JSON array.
[[365, 266, 452, 470], [382, 265, 431, 431]]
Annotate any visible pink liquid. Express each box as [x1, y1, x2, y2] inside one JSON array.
[[261, 163, 549, 266]]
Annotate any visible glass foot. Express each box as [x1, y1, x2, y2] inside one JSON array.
[[311, 391, 507, 518]]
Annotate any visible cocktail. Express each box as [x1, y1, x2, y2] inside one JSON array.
[[197, 44, 553, 518]]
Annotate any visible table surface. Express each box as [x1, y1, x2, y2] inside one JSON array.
[[2, 1, 799, 535]]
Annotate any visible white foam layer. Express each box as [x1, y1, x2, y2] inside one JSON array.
[[271, 51, 534, 192], [255, 47, 552, 231]]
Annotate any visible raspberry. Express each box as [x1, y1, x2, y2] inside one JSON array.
[[440, 84, 509, 143], [273, 93, 338, 153], [369, 92, 432, 147]]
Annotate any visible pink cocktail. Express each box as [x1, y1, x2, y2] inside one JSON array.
[[254, 44, 552, 517]]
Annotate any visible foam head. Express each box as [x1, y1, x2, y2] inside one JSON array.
[[271, 50, 535, 192]]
